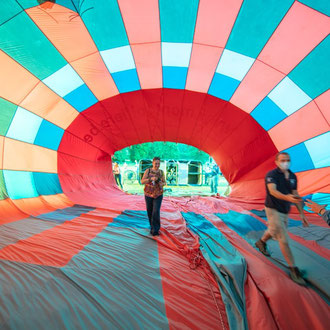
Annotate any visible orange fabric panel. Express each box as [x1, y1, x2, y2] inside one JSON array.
[[11, 194, 73, 217], [27, 5, 119, 102], [71, 53, 119, 100], [315, 90, 330, 124], [194, 0, 243, 47], [0, 50, 39, 104], [0, 136, 4, 169], [3, 138, 57, 172], [230, 60, 285, 113], [131, 43, 162, 89], [118, 0, 160, 44], [258, 2, 330, 74], [296, 168, 330, 196], [0, 199, 28, 225], [20, 81, 79, 129], [26, 5, 98, 62], [186, 44, 223, 93], [268, 100, 330, 151]]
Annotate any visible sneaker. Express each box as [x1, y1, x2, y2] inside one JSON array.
[[152, 231, 160, 236], [255, 239, 270, 256], [289, 267, 307, 286]]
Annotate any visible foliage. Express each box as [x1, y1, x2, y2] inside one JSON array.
[[112, 142, 211, 163]]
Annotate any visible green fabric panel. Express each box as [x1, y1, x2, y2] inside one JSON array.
[[289, 36, 330, 98], [0, 0, 22, 25], [298, 0, 330, 17], [0, 170, 8, 200], [0, 99, 17, 136], [0, 12, 66, 80], [159, 0, 199, 43], [79, 0, 128, 51], [226, 0, 294, 58]]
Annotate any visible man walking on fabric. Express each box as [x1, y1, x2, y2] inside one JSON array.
[[255, 152, 309, 285]]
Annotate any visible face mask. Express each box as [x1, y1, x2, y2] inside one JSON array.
[[279, 161, 290, 170]]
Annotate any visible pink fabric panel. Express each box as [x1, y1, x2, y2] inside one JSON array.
[[194, 0, 242, 47], [315, 90, 330, 124], [131, 43, 162, 89], [258, 2, 330, 74], [268, 100, 330, 151], [118, 0, 160, 44], [186, 44, 223, 93], [230, 60, 285, 113]]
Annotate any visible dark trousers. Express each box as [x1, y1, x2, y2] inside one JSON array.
[[114, 174, 123, 189], [145, 195, 163, 234]]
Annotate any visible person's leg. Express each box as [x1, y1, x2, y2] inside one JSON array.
[[151, 195, 163, 235], [118, 174, 123, 189], [145, 195, 154, 231], [115, 174, 120, 186], [255, 207, 276, 256]]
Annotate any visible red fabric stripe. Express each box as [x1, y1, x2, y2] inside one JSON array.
[[0, 212, 112, 266]]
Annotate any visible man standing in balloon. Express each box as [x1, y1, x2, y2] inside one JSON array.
[[255, 152, 309, 285]]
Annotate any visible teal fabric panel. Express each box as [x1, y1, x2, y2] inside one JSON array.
[[298, 0, 330, 16], [0, 0, 22, 25], [289, 36, 330, 98], [63, 225, 169, 329], [159, 0, 199, 43], [226, 0, 294, 57], [0, 11, 67, 80], [182, 212, 248, 330], [0, 98, 17, 136], [79, 0, 129, 51]]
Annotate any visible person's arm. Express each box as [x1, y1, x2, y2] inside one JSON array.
[[305, 199, 329, 225], [267, 183, 302, 203], [159, 170, 166, 187], [292, 190, 309, 227], [141, 169, 151, 185]]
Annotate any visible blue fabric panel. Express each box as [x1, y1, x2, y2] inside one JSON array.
[[251, 97, 287, 130], [109, 210, 150, 228], [64, 84, 98, 112], [162, 66, 188, 89], [3, 170, 38, 199], [112, 69, 141, 93], [283, 143, 315, 172], [208, 73, 240, 101], [217, 211, 267, 235], [33, 172, 62, 196], [35, 205, 95, 223], [34, 120, 64, 150], [182, 212, 248, 330]]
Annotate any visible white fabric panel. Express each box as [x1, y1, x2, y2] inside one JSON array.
[[161, 42, 192, 67], [6, 107, 42, 144], [268, 77, 312, 116], [304, 132, 330, 168], [42, 64, 84, 97], [100, 46, 136, 73], [216, 49, 255, 81]]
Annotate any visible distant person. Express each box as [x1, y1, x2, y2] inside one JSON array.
[[113, 162, 123, 189], [255, 152, 309, 285], [141, 157, 166, 236], [305, 199, 329, 225], [204, 162, 212, 185], [210, 164, 220, 194]]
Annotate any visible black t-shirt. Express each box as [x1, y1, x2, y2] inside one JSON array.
[[265, 168, 297, 214]]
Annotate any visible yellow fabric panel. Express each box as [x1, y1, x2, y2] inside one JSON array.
[[3, 138, 57, 172]]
